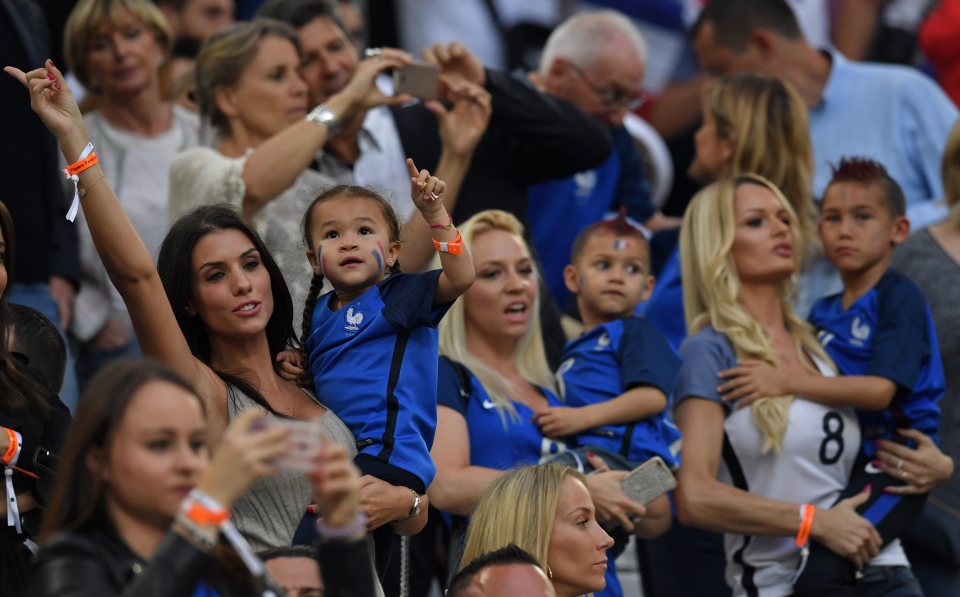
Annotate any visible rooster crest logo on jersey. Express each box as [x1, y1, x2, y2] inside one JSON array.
[[596, 332, 611, 350], [850, 317, 870, 347], [344, 307, 364, 332]]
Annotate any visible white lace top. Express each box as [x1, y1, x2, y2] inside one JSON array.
[[168, 147, 337, 331]]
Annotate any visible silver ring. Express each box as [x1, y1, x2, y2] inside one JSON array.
[[364, 48, 383, 59], [896, 459, 903, 470]]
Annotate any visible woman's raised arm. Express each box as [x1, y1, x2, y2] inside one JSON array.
[[238, 50, 412, 218], [5, 61, 226, 422]]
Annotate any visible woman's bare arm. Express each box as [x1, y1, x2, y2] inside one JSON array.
[[427, 406, 502, 516], [675, 397, 882, 568]]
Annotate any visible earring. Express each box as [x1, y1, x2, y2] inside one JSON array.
[[545, 564, 553, 580]]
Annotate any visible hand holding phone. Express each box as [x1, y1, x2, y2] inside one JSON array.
[[620, 456, 677, 505], [255, 417, 324, 473], [392, 61, 439, 101]]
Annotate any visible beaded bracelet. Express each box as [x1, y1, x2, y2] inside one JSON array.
[[428, 215, 454, 230]]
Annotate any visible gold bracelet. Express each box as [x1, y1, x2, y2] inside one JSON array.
[[78, 174, 107, 198]]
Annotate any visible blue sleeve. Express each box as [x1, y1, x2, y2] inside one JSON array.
[[869, 275, 930, 398], [380, 270, 451, 329], [899, 70, 958, 209], [437, 357, 468, 416], [674, 329, 738, 407], [618, 317, 680, 396], [612, 127, 656, 224]]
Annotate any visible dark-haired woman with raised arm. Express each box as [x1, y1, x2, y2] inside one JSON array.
[[5, 58, 424, 553]]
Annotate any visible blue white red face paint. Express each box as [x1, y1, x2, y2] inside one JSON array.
[[613, 238, 628, 251], [372, 241, 384, 273], [317, 245, 328, 277]]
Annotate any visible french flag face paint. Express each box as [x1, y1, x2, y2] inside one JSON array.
[[613, 238, 628, 251], [372, 241, 385, 273], [317, 246, 328, 277]]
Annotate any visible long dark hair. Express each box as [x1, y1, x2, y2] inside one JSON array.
[[298, 186, 402, 345], [157, 204, 296, 413], [0, 201, 51, 415], [40, 359, 202, 539]]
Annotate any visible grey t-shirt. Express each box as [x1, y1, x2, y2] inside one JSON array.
[[892, 229, 960, 494], [675, 326, 737, 408]]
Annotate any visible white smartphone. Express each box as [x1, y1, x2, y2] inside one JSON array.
[[255, 417, 323, 473], [620, 456, 677, 505], [392, 61, 439, 101]]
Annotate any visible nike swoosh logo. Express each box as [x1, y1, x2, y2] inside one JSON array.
[[864, 461, 883, 474], [482, 400, 496, 409]]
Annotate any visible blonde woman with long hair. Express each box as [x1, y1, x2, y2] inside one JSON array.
[[644, 73, 830, 354], [673, 175, 893, 596], [460, 464, 614, 597]]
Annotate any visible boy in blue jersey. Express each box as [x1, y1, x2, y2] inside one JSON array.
[[534, 214, 678, 597], [718, 157, 944, 594], [534, 215, 680, 466]]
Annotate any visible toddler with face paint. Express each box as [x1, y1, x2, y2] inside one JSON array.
[[534, 214, 680, 469], [298, 159, 474, 572]]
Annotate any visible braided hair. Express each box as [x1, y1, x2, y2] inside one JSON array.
[[299, 185, 403, 346]]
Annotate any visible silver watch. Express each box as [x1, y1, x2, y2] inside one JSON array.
[[398, 490, 421, 522], [306, 103, 341, 136]]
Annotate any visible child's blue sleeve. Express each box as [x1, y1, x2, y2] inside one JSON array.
[[870, 276, 930, 399], [437, 357, 469, 416], [618, 317, 680, 397], [381, 270, 452, 329], [674, 328, 738, 408]]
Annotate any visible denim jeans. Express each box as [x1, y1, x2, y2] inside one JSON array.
[[8, 282, 79, 413]]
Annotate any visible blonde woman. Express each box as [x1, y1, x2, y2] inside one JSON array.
[[428, 210, 668, 593], [460, 464, 614, 597], [167, 18, 411, 329], [63, 0, 199, 388], [673, 174, 924, 596], [644, 73, 829, 354]]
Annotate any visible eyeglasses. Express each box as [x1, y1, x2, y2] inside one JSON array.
[[567, 62, 646, 111]]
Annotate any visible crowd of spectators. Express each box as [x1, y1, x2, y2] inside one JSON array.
[[2, 0, 960, 596]]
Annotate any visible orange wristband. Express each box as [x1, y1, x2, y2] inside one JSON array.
[[795, 503, 814, 547], [65, 152, 99, 177], [433, 231, 463, 254], [2, 428, 18, 465], [184, 501, 230, 526]]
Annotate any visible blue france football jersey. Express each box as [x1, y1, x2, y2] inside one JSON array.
[[437, 357, 568, 469], [306, 271, 451, 489], [558, 316, 681, 466], [809, 270, 943, 457]]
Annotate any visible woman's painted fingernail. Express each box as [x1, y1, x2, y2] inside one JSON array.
[[862, 484, 872, 494], [587, 450, 596, 459], [46, 71, 55, 80]]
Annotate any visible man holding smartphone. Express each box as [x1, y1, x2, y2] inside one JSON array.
[[257, 0, 614, 274]]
